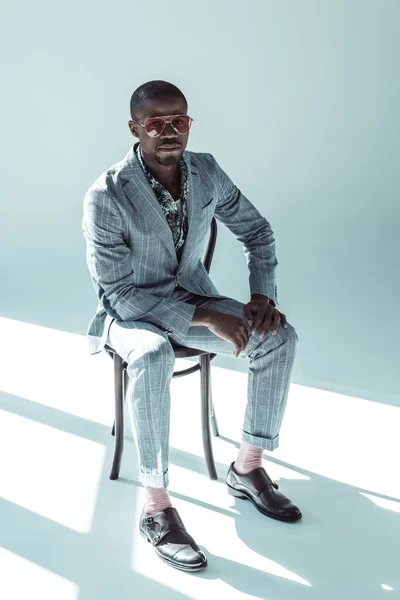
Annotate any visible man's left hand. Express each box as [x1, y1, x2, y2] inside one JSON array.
[[244, 294, 288, 339]]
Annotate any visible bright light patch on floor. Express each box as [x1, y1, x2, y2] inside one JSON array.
[[0, 317, 114, 426], [169, 358, 400, 501], [271, 383, 400, 500], [0, 410, 105, 532], [382, 584, 394, 591], [0, 547, 79, 600], [360, 493, 400, 514]]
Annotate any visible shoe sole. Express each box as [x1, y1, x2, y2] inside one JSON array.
[[139, 526, 208, 572], [226, 483, 303, 523]]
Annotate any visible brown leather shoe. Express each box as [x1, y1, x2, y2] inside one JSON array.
[[226, 462, 302, 522], [139, 506, 208, 571]]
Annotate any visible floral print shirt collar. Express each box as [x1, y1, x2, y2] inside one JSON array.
[[134, 143, 188, 259]]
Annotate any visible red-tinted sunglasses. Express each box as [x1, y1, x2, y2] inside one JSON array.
[[134, 114, 193, 138]]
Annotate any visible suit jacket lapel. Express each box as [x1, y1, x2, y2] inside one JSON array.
[[119, 144, 201, 271], [121, 146, 177, 263], [178, 154, 201, 272]]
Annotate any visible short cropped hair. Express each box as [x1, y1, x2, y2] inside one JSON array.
[[130, 80, 187, 119]]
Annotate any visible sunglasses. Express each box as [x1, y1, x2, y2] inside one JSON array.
[[134, 114, 193, 138]]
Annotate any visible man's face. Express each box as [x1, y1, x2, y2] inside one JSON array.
[[128, 96, 190, 167]]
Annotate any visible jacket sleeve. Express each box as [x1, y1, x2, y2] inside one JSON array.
[[210, 155, 279, 305], [82, 188, 196, 338]]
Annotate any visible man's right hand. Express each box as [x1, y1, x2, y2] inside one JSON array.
[[192, 307, 249, 357]]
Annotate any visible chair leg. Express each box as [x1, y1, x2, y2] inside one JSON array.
[[210, 393, 220, 437], [123, 367, 129, 398], [199, 354, 218, 480], [111, 366, 129, 437], [110, 354, 124, 480]]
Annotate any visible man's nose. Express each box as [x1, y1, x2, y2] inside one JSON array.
[[161, 121, 178, 137]]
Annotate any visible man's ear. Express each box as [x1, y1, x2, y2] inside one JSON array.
[[128, 120, 139, 138]]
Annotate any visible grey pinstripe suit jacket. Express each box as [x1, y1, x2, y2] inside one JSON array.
[[82, 142, 278, 355]]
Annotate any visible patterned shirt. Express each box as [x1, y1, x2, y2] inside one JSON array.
[[135, 144, 188, 262]]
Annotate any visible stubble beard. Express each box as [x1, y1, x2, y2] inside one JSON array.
[[155, 153, 181, 167]]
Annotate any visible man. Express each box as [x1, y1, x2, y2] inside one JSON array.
[[82, 80, 301, 573]]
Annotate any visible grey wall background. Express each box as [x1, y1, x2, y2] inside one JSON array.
[[1, 0, 399, 406]]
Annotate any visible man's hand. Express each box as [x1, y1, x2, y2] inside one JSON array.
[[205, 311, 250, 358], [244, 294, 288, 339]]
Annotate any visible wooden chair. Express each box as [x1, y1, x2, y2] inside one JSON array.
[[104, 218, 220, 481]]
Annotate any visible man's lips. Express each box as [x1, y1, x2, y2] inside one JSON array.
[[158, 144, 181, 151]]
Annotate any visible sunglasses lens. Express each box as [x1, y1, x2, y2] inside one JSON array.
[[171, 115, 192, 134], [144, 118, 165, 138], [144, 115, 192, 137]]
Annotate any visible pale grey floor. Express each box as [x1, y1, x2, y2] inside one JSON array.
[[1, 317, 399, 600]]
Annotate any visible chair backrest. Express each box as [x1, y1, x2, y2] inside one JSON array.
[[203, 217, 217, 274]]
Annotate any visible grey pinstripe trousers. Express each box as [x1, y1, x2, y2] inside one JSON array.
[[107, 286, 299, 488]]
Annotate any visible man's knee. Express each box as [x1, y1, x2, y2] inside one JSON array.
[[261, 321, 298, 346], [283, 322, 299, 344], [126, 329, 176, 369], [109, 321, 176, 369]]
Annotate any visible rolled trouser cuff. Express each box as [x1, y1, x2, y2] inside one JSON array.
[[140, 470, 169, 488], [242, 430, 280, 451]]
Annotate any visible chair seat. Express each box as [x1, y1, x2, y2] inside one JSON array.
[[171, 343, 210, 359], [104, 343, 210, 369]]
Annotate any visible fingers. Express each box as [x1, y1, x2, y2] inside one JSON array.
[[234, 322, 249, 357], [233, 338, 243, 357], [243, 306, 253, 326], [242, 307, 287, 346], [253, 306, 271, 338], [233, 310, 290, 356], [270, 311, 281, 336], [251, 315, 263, 335], [260, 310, 280, 339], [238, 327, 249, 356]]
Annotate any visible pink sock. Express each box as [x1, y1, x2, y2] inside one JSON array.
[[144, 487, 173, 515], [234, 440, 263, 475]]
